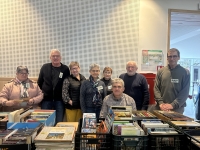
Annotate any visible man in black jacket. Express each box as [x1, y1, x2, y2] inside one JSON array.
[[38, 49, 70, 124]]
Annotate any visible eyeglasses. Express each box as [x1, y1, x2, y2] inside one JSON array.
[[167, 55, 178, 58], [51, 55, 60, 58], [19, 72, 29, 75], [91, 70, 100, 73], [112, 86, 122, 89], [71, 67, 79, 70]]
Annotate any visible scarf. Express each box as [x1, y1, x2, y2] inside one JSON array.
[[20, 82, 29, 98], [89, 75, 101, 106]]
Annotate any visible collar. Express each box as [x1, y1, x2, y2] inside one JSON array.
[[111, 93, 124, 101]]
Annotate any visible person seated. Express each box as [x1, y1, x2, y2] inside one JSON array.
[[100, 78, 137, 118], [0, 66, 43, 111]]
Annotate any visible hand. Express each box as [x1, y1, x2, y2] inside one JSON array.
[[159, 103, 173, 111], [5, 101, 19, 107], [68, 100, 73, 106], [27, 99, 34, 105]]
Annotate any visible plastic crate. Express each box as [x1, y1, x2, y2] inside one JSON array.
[[112, 134, 148, 150], [148, 131, 186, 150], [74, 118, 112, 150], [184, 129, 200, 150]]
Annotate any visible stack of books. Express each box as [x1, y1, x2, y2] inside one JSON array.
[[34, 126, 75, 150], [112, 121, 145, 135], [141, 119, 180, 135]]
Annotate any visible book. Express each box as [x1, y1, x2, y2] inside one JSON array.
[[170, 121, 200, 127], [82, 113, 96, 128], [56, 122, 78, 131], [147, 127, 178, 135], [34, 126, 75, 142], [155, 111, 194, 121]]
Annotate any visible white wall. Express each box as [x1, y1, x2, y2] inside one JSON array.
[[139, 0, 200, 73]]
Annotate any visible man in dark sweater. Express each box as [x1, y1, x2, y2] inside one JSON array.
[[119, 61, 149, 110], [38, 49, 70, 124]]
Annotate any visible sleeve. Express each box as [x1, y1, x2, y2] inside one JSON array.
[[62, 78, 71, 104], [171, 70, 190, 109], [154, 70, 164, 105], [100, 96, 108, 118], [31, 84, 43, 104], [141, 76, 150, 110], [80, 81, 87, 113], [102, 83, 107, 99], [37, 65, 44, 90], [0, 84, 10, 105], [63, 66, 70, 78], [129, 96, 137, 111]]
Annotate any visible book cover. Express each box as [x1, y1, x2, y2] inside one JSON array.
[[82, 113, 96, 128], [147, 127, 178, 135], [34, 127, 75, 142], [56, 122, 78, 131]]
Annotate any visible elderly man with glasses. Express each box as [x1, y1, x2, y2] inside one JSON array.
[[0, 66, 43, 111], [154, 48, 190, 114]]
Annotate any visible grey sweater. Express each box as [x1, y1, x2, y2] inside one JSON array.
[[154, 64, 190, 113], [100, 93, 137, 118]]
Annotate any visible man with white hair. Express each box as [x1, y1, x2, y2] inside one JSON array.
[[100, 78, 136, 118], [38, 49, 70, 124], [119, 61, 149, 110]]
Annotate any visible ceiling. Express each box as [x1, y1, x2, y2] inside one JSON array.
[[171, 11, 200, 26], [170, 11, 200, 45]]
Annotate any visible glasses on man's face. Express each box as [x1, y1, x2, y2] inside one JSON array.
[[112, 86, 122, 89], [19, 72, 28, 75], [167, 55, 178, 59], [51, 55, 60, 58]]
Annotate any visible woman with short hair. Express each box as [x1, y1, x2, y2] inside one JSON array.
[[80, 63, 106, 118]]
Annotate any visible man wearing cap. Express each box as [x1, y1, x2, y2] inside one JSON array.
[[0, 66, 43, 111]]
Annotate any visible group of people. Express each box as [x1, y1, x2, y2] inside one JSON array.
[[0, 48, 190, 124]]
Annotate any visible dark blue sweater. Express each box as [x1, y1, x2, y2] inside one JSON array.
[[80, 79, 106, 113], [119, 73, 149, 110]]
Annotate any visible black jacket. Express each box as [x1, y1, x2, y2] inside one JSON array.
[[38, 63, 70, 101], [63, 74, 86, 109]]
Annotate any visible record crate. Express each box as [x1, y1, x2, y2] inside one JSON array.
[[112, 134, 148, 150], [183, 129, 200, 150], [148, 129, 187, 150], [74, 118, 112, 150]]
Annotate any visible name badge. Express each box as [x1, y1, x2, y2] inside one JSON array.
[[59, 72, 63, 78], [26, 83, 30, 88], [171, 79, 179, 83], [108, 85, 112, 90], [97, 86, 103, 91]]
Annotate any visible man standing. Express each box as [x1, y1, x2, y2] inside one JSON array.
[[119, 61, 149, 110], [154, 48, 190, 114], [38, 49, 70, 124], [100, 78, 136, 118]]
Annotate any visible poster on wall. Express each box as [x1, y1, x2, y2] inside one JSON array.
[[141, 50, 163, 71]]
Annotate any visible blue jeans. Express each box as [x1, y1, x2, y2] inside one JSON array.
[[41, 101, 64, 125], [86, 107, 101, 118]]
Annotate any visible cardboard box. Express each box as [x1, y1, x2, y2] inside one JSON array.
[[0, 122, 44, 150], [25, 109, 56, 127]]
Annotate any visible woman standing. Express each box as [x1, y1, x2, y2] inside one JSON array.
[[101, 67, 113, 95], [80, 63, 106, 118], [62, 61, 86, 122]]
